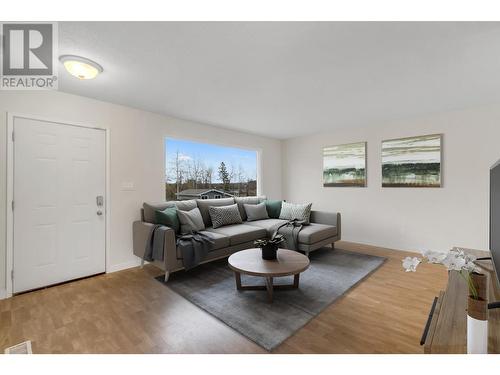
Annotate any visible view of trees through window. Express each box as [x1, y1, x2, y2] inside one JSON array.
[[165, 138, 258, 201]]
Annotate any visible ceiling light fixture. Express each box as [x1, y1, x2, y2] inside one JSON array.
[[59, 55, 103, 80]]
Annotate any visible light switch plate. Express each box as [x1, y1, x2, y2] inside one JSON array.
[[121, 182, 135, 191]]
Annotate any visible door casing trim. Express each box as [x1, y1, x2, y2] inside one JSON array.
[[5, 112, 110, 298]]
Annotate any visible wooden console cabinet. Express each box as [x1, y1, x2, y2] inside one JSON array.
[[423, 248, 500, 353]]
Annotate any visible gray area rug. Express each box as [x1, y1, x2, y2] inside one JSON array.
[[156, 247, 385, 351]]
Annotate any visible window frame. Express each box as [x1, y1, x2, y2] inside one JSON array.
[[164, 136, 262, 198]]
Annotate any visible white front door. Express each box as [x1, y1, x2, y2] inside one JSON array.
[[13, 116, 106, 293]]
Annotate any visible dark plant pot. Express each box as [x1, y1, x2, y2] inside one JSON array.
[[261, 243, 278, 260]]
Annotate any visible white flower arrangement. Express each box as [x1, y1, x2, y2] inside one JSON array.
[[402, 257, 421, 272], [402, 248, 480, 299]]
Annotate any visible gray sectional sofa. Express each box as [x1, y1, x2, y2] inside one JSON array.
[[132, 197, 341, 281]]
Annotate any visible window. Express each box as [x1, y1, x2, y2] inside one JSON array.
[[165, 138, 258, 201]]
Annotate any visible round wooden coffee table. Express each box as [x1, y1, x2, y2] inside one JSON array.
[[228, 248, 310, 303]]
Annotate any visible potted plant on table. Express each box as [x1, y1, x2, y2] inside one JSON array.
[[402, 248, 488, 354], [254, 234, 285, 260]]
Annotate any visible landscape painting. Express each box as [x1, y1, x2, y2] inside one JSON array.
[[381, 134, 442, 187], [323, 142, 366, 187]]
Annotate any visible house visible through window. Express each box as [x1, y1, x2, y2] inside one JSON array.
[[165, 138, 258, 201]]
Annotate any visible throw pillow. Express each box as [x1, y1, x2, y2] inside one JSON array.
[[209, 204, 243, 229], [196, 198, 235, 227], [279, 201, 312, 224], [265, 200, 283, 219], [143, 201, 175, 223], [155, 206, 180, 233], [234, 196, 266, 221], [244, 202, 269, 221], [177, 207, 206, 234]]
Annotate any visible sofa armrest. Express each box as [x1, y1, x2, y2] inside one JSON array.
[[310, 211, 341, 240], [132, 221, 177, 270], [133, 221, 154, 259]]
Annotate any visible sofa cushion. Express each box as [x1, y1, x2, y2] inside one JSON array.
[[244, 218, 288, 237], [196, 198, 235, 227], [244, 202, 269, 221], [175, 200, 198, 212], [234, 196, 266, 221], [155, 206, 180, 233], [265, 200, 283, 219], [143, 200, 197, 223], [297, 223, 337, 244], [177, 207, 205, 233], [143, 201, 175, 223], [206, 224, 266, 246], [279, 201, 313, 224], [209, 204, 243, 229], [176, 230, 229, 258]]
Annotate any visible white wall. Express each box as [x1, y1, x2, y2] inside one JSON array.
[[0, 90, 283, 293], [283, 104, 500, 253], [2, 90, 499, 296]]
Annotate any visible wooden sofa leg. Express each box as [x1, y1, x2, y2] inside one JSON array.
[[331, 242, 335, 249], [164, 271, 170, 283], [305, 251, 310, 258]]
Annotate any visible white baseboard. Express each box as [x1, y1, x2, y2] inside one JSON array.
[[0, 257, 146, 299], [0, 259, 145, 298], [0, 288, 10, 300], [106, 256, 144, 273]]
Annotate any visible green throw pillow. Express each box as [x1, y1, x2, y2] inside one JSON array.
[[265, 200, 282, 219], [155, 207, 180, 233]]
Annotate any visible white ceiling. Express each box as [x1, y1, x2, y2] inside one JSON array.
[[58, 22, 500, 139]]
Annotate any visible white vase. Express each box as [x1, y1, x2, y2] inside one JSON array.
[[466, 273, 489, 354], [467, 314, 488, 354]]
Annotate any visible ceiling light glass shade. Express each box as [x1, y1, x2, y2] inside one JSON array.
[[59, 55, 103, 80]]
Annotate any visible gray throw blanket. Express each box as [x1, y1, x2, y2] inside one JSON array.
[[274, 219, 308, 250], [144, 226, 214, 270], [176, 232, 214, 270], [143, 225, 171, 262]]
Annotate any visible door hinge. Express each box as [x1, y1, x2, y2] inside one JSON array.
[[11, 200, 14, 211], [11, 131, 14, 142], [11, 270, 14, 281]]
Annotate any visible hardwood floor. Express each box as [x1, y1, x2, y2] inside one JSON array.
[[0, 241, 447, 354]]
